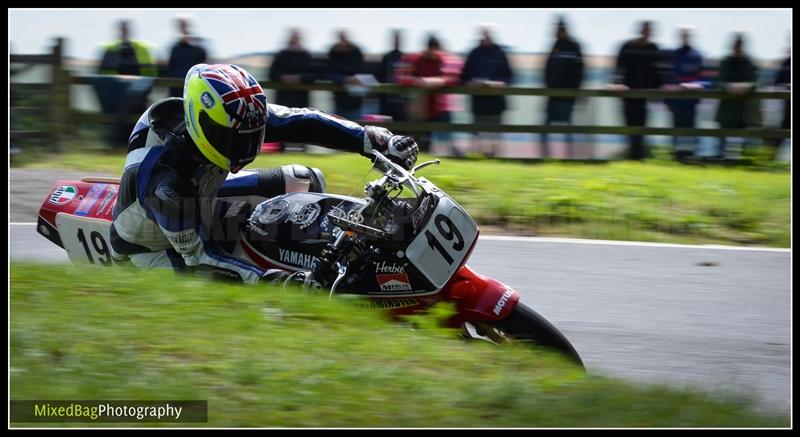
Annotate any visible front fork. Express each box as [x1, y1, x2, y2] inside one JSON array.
[[311, 228, 353, 294]]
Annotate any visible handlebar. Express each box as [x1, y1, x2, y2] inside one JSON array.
[[369, 150, 441, 196], [313, 151, 443, 295]]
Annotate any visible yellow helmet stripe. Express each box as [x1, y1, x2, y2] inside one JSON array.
[[195, 137, 229, 170]]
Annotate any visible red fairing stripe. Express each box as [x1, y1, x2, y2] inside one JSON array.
[[239, 234, 283, 270]]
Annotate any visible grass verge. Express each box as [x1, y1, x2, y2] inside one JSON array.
[[10, 263, 788, 427], [14, 149, 790, 247]]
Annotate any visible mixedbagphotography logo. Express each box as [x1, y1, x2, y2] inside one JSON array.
[[10, 400, 208, 423]]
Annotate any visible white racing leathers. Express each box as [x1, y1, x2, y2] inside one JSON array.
[[110, 98, 384, 283]]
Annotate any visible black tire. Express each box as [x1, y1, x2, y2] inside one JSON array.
[[485, 302, 584, 369]]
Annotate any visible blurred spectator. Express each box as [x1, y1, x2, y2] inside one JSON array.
[[98, 19, 157, 77], [611, 21, 666, 160], [542, 17, 584, 159], [769, 51, 790, 159], [461, 23, 513, 157], [269, 28, 314, 108], [773, 49, 790, 148], [396, 35, 463, 152], [167, 15, 207, 97], [269, 28, 315, 152], [96, 20, 157, 147], [327, 30, 365, 120], [664, 26, 706, 161], [377, 29, 408, 121], [10, 41, 20, 157], [715, 33, 759, 159]]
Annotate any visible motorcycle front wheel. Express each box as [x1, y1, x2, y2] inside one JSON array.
[[467, 302, 584, 369]]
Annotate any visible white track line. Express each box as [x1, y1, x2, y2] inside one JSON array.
[[11, 222, 789, 253], [479, 235, 791, 252]]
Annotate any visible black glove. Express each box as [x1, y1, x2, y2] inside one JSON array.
[[364, 126, 419, 171]]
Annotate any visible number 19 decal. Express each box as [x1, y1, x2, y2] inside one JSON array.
[[56, 214, 116, 267], [77, 228, 112, 266], [424, 214, 464, 265], [407, 196, 479, 289]]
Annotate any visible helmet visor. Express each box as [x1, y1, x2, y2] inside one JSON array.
[[199, 111, 265, 172]]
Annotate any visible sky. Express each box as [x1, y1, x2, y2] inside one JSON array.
[[9, 8, 793, 61]]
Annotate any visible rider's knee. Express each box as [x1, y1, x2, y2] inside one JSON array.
[[280, 164, 327, 194], [244, 165, 326, 197]]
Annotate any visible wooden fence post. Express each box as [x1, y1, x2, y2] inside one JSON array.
[[51, 37, 70, 152]]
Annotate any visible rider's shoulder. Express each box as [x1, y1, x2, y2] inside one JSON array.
[[148, 97, 185, 124], [146, 97, 186, 140]]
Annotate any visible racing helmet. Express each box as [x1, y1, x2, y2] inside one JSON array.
[[183, 64, 268, 173]]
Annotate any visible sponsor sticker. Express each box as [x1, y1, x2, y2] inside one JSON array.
[[361, 298, 420, 310], [48, 185, 78, 206], [373, 261, 408, 274], [289, 203, 321, 229], [377, 273, 412, 292], [242, 102, 265, 129], [248, 220, 271, 239], [278, 248, 317, 270], [97, 186, 118, 215], [319, 214, 331, 232], [75, 184, 108, 216], [201, 91, 215, 109], [411, 195, 431, 231], [165, 229, 198, 254], [156, 185, 180, 205], [493, 289, 515, 316], [329, 206, 364, 224]]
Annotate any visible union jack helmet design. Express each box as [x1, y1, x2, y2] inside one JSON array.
[[184, 64, 268, 173]]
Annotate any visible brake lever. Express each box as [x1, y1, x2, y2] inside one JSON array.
[[411, 159, 440, 175], [328, 262, 348, 300]]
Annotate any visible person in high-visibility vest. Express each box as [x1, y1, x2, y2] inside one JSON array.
[[95, 19, 158, 146], [98, 19, 157, 77]]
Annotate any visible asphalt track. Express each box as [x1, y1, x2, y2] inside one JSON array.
[[10, 222, 791, 415]]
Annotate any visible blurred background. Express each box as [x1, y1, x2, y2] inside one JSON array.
[[9, 8, 792, 162]]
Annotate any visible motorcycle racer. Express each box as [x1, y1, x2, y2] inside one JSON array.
[[110, 63, 418, 283]]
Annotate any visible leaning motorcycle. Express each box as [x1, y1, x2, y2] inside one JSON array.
[[36, 150, 584, 368]]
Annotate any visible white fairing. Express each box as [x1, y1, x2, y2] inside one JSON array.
[[56, 213, 114, 266], [406, 192, 479, 289]]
